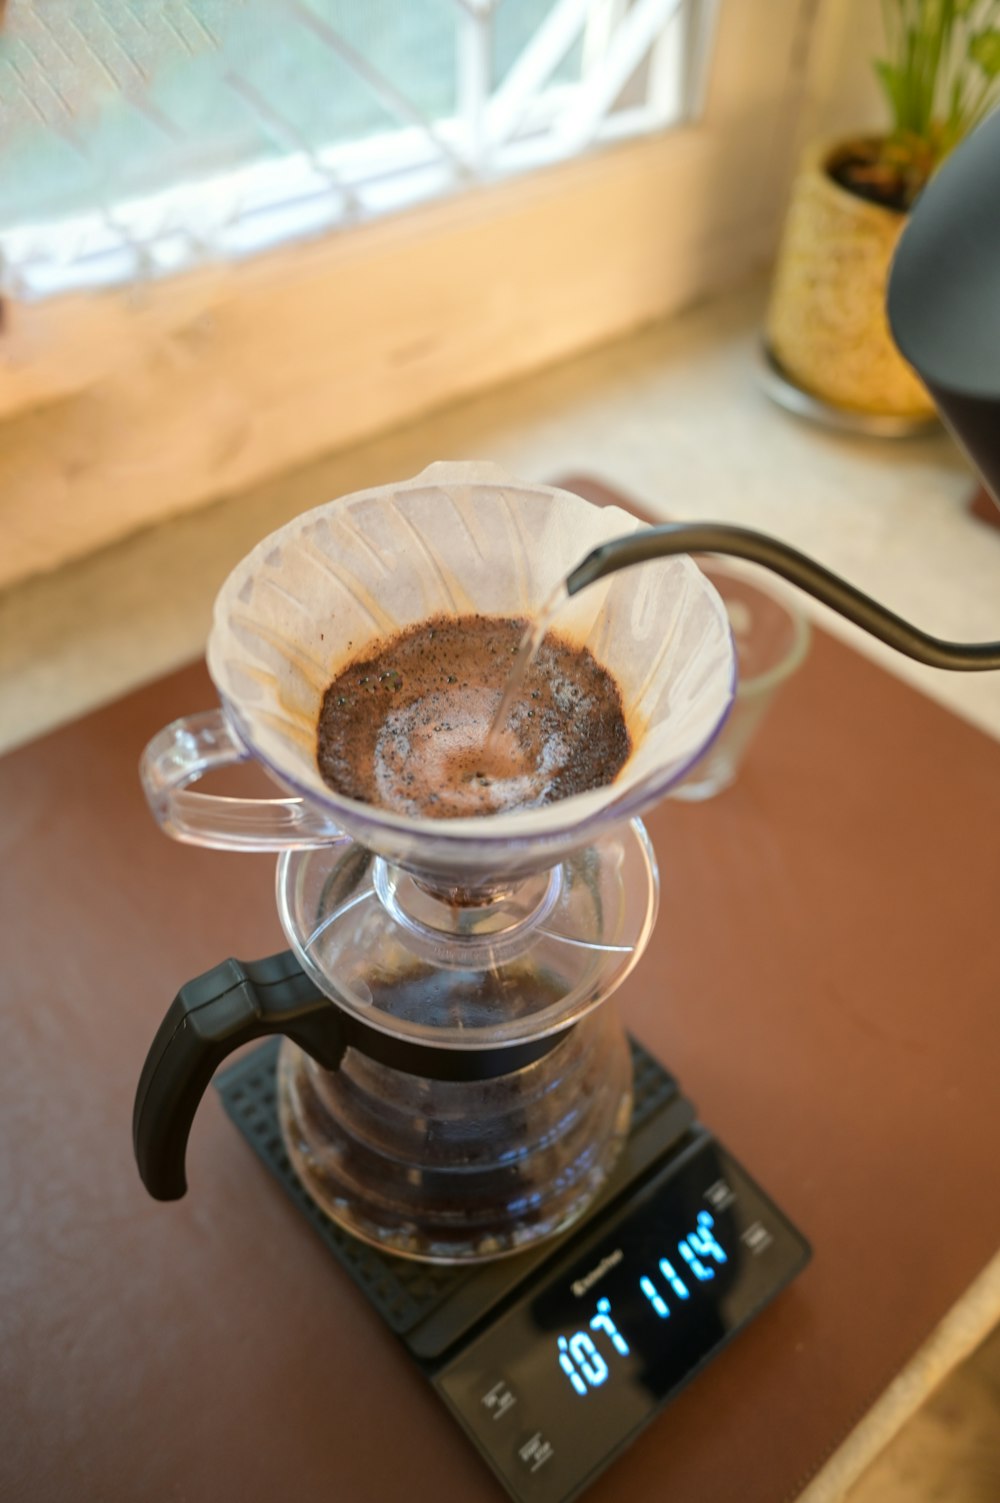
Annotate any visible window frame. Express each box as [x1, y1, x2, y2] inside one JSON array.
[[0, 0, 820, 589]]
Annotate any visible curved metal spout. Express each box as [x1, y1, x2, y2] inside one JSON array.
[[565, 522, 1000, 672]]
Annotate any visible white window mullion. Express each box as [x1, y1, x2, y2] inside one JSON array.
[[556, 0, 685, 150], [286, 0, 467, 174], [645, 3, 684, 122], [224, 71, 357, 217], [582, 0, 629, 79], [593, 101, 672, 143], [679, 0, 721, 116], [456, 2, 494, 171], [486, 0, 593, 151]]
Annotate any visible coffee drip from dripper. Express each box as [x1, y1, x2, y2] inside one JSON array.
[[134, 461, 735, 1262]]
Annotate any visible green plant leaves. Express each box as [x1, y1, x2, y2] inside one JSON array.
[[970, 27, 1000, 75], [875, 59, 906, 118], [874, 0, 1000, 186]]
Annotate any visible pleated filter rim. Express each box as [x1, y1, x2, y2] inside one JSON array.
[[205, 464, 735, 840]]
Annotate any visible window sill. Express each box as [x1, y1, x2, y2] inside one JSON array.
[[2, 277, 998, 753]]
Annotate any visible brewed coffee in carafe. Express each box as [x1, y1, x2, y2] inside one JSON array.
[[133, 461, 736, 1263]]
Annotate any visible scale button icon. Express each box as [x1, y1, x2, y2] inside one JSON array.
[[704, 1177, 735, 1210], [480, 1376, 518, 1421], [741, 1220, 774, 1255], [516, 1430, 556, 1474]]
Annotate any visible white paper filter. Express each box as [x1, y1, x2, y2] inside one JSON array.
[[206, 462, 735, 850]]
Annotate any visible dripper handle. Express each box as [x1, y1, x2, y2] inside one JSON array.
[[133, 950, 345, 1201], [141, 710, 348, 851]]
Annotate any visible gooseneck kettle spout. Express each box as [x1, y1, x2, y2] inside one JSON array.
[[569, 109, 1000, 674], [565, 522, 1000, 671]]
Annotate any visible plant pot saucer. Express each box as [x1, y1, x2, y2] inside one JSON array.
[[756, 340, 940, 439]]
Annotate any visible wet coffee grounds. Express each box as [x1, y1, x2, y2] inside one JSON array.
[[316, 614, 630, 818]]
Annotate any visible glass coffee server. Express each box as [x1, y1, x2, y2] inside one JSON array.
[[134, 461, 737, 1262]]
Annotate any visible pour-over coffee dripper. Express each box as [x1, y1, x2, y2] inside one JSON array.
[[134, 461, 735, 1263]]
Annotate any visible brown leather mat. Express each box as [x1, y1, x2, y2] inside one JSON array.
[[3, 475, 999, 1503]]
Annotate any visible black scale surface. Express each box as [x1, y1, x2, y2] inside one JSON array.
[[215, 1036, 695, 1363], [216, 1041, 809, 1503]]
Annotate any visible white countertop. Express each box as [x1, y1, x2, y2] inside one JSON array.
[[3, 280, 1000, 757]]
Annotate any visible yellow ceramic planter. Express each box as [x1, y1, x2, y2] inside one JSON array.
[[766, 139, 935, 419]]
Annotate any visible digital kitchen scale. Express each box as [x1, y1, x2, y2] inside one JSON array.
[[217, 1037, 810, 1503]]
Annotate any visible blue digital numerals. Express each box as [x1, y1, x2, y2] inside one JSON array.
[[640, 1212, 727, 1319], [556, 1211, 730, 1397], [557, 1298, 631, 1396]]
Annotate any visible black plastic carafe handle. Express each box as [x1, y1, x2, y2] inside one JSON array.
[[133, 950, 345, 1201], [134, 948, 572, 1201]]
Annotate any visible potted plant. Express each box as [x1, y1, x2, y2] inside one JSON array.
[[766, 1, 1000, 420]]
